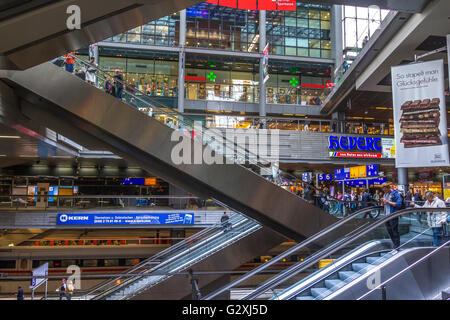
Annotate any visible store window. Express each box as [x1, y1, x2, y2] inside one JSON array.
[[267, 3, 331, 58]]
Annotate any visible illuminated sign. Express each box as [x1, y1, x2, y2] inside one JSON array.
[[318, 174, 333, 182], [185, 76, 206, 82], [301, 81, 335, 89], [328, 136, 382, 152], [57, 213, 195, 225], [205, 0, 296, 11], [350, 166, 367, 179], [329, 152, 383, 159]]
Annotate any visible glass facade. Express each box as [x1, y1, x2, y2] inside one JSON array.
[[342, 6, 390, 51], [105, 2, 332, 58], [107, 13, 180, 46], [186, 3, 260, 52], [267, 3, 331, 58], [98, 55, 179, 97]]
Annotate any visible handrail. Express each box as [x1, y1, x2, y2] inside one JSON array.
[[241, 207, 450, 300], [356, 240, 450, 300], [66, 54, 332, 196], [82, 214, 247, 299], [90, 216, 256, 300], [202, 205, 382, 300]]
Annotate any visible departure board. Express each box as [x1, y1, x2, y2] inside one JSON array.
[[366, 164, 379, 177], [350, 166, 367, 179]]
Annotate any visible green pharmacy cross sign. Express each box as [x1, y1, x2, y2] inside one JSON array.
[[207, 72, 216, 82], [289, 77, 299, 87]]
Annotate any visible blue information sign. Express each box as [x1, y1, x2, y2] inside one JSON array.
[[318, 174, 333, 182], [57, 213, 195, 225], [334, 168, 350, 180], [366, 164, 379, 177]]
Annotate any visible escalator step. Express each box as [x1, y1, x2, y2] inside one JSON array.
[[352, 263, 372, 272], [296, 295, 315, 300], [324, 279, 346, 290], [366, 256, 387, 265], [310, 287, 329, 298], [338, 271, 358, 281]]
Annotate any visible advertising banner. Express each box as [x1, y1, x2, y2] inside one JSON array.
[[391, 60, 449, 167], [262, 43, 269, 84], [57, 213, 194, 225], [30, 263, 48, 289], [381, 138, 395, 159]]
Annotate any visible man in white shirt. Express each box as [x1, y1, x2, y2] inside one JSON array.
[[411, 191, 448, 247]]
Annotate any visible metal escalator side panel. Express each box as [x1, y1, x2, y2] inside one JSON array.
[[327, 247, 450, 300], [0, 62, 338, 241], [130, 227, 286, 300]]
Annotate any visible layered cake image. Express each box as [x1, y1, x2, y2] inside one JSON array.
[[399, 98, 441, 148]]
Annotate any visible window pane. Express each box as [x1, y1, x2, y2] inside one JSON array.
[[321, 10, 331, 21], [321, 20, 330, 30], [309, 19, 320, 29], [310, 49, 321, 57]]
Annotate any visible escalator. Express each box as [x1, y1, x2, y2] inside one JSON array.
[[205, 207, 450, 300], [0, 57, 350, 299], [0, 58, 339, 243]]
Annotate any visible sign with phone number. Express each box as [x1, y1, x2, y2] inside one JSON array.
[[57, 213, 194, 225]]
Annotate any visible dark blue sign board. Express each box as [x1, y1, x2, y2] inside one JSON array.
[[57, 213, 195, 225], [318, 174, 333, 182], [334, 168, 350, 180], [366, 164, 379, 177], [122, 178, 145, 185]]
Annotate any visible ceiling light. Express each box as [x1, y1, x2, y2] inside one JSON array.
[[0, 136, 20, 139]]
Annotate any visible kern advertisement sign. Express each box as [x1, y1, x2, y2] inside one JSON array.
[[391, 60, 449, 168], [57, 213, 194, 225]]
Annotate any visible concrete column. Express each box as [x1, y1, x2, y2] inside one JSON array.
[[332, 111, 345, 133], [178, 9, 186, 113], [397, 167, 408, 194], [330, 5, 343, 81], [258, 10, 267, 121]]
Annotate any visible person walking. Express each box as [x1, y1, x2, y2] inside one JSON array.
[[362, 35, 369, 48], [17, 286, 24, 300], [303, 186, 314, 204], [85, 57, 97, 86], [381, 183, 403, 250], [113, 70, 124, 100], [362, 189, 373, 218], [220, 211, 231, 232], [63, 52, 75, 73], [58, 278, 67, 300], [66, 280, 74, 300], [411, 191, 448, 247]]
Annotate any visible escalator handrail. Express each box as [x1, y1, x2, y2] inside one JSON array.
[[82, 214, 245, 298], [121, 220, 262, 301], [88, 215, 250, 299], [242, 207, 450, 300], [95, 218, 259, 300], [357, 240, 450, 300], [67, 54, 330, 195], [202, 205, 383, 300], [278, 247, 393, 300]]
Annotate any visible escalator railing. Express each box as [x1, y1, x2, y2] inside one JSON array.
[[64, 54, 342, 206], [203, 205, 383, 300], [80, 214, 259, 300], [241, 207, 450, 300]]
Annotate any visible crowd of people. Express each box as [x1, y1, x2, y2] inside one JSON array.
[[298, 183, 449, 249]]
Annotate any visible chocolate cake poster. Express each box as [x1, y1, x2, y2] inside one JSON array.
[[391, 59, 449, 168]]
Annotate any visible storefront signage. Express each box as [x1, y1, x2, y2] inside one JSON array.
[[301, 81, 335, 89], [391, 59, 449, 167], [57, 213, 194, 225], [329, 151, 382, 159], [328, 136, 382, 152], [185, 76, 206, 82], [205, 0, 296, 11]]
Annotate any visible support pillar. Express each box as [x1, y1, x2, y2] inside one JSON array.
[[330, 5, 343, 82], [258, 10, 267, 126], [397, 167, 408, 194], [178, 9, 186, 114]]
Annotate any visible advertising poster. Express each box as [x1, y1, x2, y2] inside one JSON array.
[[381, 138, 395, 159], [391, 60, 449, 167], [57, 213, 194, 225], [262, 43, 269, 84]]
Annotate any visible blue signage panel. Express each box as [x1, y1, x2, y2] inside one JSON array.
[[318, 174, 333, 182], [366, 164, 379, 177], [328, 136, 382, 152], [122, 178, 145, 185], [334, 168, 350, 180], [57, 213, 195, 225]]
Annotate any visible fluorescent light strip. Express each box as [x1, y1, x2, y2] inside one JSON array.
[[0, 136, 21, 139]]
